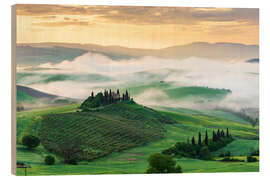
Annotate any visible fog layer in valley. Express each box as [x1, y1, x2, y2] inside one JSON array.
[[17, 52, 259, 111]]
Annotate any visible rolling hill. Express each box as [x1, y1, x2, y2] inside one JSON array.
[[16, 72, 113, 85], [16, 85, 77, 109], [16, 45, 87, 66], [164, 86, 231, 100], [17, 85, 58, 100], [38, 101, 175, 161]]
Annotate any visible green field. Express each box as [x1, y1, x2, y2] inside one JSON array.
[[16, 102, 259, 175], [213, 139, 259, 156], [165, 86, 231, 100], [127, 82, 230, 101], [17, 90, 37, 103], [38, 101, 173, 161], [17, 72, 113, 85]]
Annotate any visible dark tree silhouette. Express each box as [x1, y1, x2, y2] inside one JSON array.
[[226, 128, 230, 137], [104, 90, 108, 101], [198, 132, 202, 146], [221, 130, 225, 137], [212, 130, 217, 142], [217, 129, 221, 140], [192, 136, 195, 145], [125, 90, 129, 100], [91, 91, 94, 99], [204, 130, 208, 145]]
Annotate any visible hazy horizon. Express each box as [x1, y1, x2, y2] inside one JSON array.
[[16, 5, 259, 49]]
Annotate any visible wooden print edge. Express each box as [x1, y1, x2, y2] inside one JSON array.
[[11, 4, 17, 175]]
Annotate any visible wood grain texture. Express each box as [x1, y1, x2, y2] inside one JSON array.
[[11, 4, 17, 175]]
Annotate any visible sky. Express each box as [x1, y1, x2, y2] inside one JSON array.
[[16, 4, 259, 49]]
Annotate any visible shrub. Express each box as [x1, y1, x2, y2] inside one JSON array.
[[44, 155, 55, 165], [64, 159, 77, 165], [22, 135, 40, 149], [199, 146, 212, 160], [225, 151, 231, 157], [247, 156, 258, 162], [220, 157, 244, 162], [146, 153, 182, 173], [250, 149, 259, 156], [219, 153, 225, 157]]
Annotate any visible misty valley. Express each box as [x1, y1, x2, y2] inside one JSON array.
[[16, 43, 259, 175]]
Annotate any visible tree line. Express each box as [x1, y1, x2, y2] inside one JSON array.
[[162, 128, 233, 160], [80, 89, 132, 109]]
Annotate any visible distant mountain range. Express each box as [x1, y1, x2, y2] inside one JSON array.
[[17, 42, 259, 66]]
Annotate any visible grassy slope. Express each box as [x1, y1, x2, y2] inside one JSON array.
[[16, 104, 79, 143], [17, 72, 113, 85], [128, 82, 230, 103], [156, 106, 250, 125], [165, 86, 230, 100], [17, 90, 37, 103], [16, 104, 259, 175], [38, 101, 171, 161], [213, 139, 259, 156]]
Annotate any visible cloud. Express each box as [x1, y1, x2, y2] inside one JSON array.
[[32, 21, 95, 27], [16, 5, 258, 26]]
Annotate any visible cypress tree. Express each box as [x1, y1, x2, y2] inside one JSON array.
[[192, 136, 195, 145], [198, 132, 202, 146], [212, 130, 216, 142], [204, 130, 208, 145], [91, 91, 94, 99], [122, 93, 125, 101], [226, 128, 230, 138], [100, 92, 104, 104], [117, 89, 120, 95], [217, 129, 221, 140], [125, 90, 129, 100], [109, 89, 112, 103], [104, 90, 108, 102], [221, 130, 225, 137]]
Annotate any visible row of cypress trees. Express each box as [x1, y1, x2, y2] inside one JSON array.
[[189, 128, 230, 146], [89, 89, 131, 103]]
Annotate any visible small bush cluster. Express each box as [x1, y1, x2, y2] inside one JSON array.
[[22, 135, 40, 149], [220, 157, 244, 162], [146, 153, 182, 173], [250, 149, 259, 156], [219, 151, 231, 157], [247, 156, 258, 162], [44, 155, 55, 165], [64, 159, 77, 165]]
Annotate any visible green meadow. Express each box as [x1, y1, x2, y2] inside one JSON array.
[[16, 102, 259, 175]]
